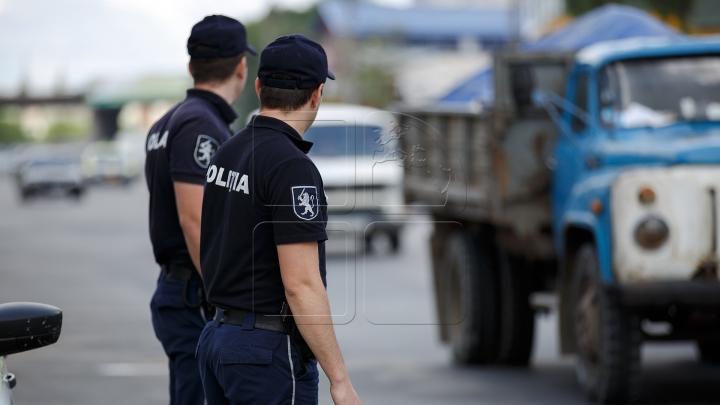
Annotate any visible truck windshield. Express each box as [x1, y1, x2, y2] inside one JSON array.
[[599, 55, 720, 129], [303, 125, 384, 157]]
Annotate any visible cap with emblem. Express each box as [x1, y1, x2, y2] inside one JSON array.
[[258, 34, 335, 90], [188, 15, 257, 58]]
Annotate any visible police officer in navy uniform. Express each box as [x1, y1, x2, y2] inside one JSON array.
[[197, 34, 362, 405], [144, 15, 256, 405]]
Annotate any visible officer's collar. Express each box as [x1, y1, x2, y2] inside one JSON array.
[[248, 115, 314, 154], [186, 89, 238, 124]]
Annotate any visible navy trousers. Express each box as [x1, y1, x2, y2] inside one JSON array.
[[150, 270, 206, 405], [197, 310, 319, 405]]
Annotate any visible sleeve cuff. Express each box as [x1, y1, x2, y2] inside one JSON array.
[[275, 231, 329, 245]]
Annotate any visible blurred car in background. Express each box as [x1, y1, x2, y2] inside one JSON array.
[[0, 302, 63, 405], [81, 140, 141, 185], [15, 145, 85, 201], [308, 104, 404, 254], [250, 104, 404, 254], [0, 145, 29, 177]]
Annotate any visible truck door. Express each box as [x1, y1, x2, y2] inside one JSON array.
[[551, 68, 594, 234], [492, 52, 573, 258]]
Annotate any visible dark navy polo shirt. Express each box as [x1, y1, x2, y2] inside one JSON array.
[[145, 89, 236, 267], [200, 115, 328, 314]]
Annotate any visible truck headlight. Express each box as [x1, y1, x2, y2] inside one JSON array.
[[634, 216, 669, 249]]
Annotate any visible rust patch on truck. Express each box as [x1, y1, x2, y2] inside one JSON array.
[[493, 128, 554, 203], [492, 149, 509, 198], [528, 130, 553, 194]]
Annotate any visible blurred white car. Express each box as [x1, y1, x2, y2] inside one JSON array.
[[81, 140, 141, 185], [249, 103, 404, 253], [15, 146, 85, 201]]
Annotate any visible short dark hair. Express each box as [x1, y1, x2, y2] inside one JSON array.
[[259, 74, 318, 111], [189, 48, 244, 84]]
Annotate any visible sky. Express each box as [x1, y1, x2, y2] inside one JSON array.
[[0, 0, 414, 96]]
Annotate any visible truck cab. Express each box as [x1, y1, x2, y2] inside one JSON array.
[[553, 37, 720, 402]]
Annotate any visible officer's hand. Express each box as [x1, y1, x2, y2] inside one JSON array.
[[330, 381, 361, 405]]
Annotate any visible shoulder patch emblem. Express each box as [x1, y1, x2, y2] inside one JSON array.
[[292, 186, 319, 220], [194, 135, 220, 169]]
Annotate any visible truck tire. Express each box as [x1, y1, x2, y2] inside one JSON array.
[[442, 232, 499, 364], [69, 187, 84, 200], [497, 251, 535, 366], [697, 339, 720, 364], [21, 188, 33, 202], [573, 243, 641, 404]]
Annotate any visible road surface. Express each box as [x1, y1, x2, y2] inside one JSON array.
[[0, 177, 718, 404]]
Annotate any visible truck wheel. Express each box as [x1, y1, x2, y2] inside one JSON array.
[[573, 243, 641, 404], [21, 188, 33, 202], [697, 339, 720, 364], [497, 251, 535, 366], [442, 232, 498, 364], [69, 188, 84, 200]]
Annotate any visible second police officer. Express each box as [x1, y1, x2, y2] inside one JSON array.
[[144, 15, 255, 405], [197, 35, 362, 405]]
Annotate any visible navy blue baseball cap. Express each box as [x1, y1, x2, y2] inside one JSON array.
[[187, 15, 257, 58], [258, 34, 335, 90]]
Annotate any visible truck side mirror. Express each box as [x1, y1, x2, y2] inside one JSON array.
[[0, 302, 62, 357], [531, 88, 598, 168]]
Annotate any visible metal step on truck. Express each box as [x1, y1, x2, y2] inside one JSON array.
[[391, 36, 720, 403]]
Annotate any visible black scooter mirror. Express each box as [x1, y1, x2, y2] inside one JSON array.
[[0, 302, 62, 357]]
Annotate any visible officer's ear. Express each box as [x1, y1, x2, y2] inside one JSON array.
[[255, 78, 262, 98], [236, 56, 247, 80], [311, 84, 324, 109], [188, 62, 194, 78]]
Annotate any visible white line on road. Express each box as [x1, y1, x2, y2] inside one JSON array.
[[98, 363, 166, 377]]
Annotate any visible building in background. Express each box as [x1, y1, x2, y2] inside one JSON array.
[[0, 94, 90, 144], [316, 0, 565, 108], [319, 0, 510, 51], [0, 75, 186, 149], [414, 0, 565, 39], [86, 76, 189, 138]]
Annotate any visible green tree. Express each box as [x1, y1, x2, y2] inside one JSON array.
[[0, 107, 26, 144], [46, 122, 87, 142], [357, 65, 395, 108], [233, 6, 321, 128], [0, 121, 26, 144]]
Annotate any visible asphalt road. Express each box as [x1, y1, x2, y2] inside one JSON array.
[[1, 176, 719, 405]]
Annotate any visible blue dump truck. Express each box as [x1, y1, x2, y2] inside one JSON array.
[[396, 36, 720, 403]]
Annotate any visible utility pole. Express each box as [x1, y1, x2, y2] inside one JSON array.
[[509, 0, 522, 50]]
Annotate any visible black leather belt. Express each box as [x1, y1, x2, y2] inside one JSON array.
[[214, 308, 286, 334], [160, 264, 205, 309], [162, 264, 196, 280]]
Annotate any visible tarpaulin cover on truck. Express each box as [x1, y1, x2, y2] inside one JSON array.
[[438, 4, 679, 109]]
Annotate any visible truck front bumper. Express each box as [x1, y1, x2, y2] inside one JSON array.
[[616, 281, 720, 307]]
